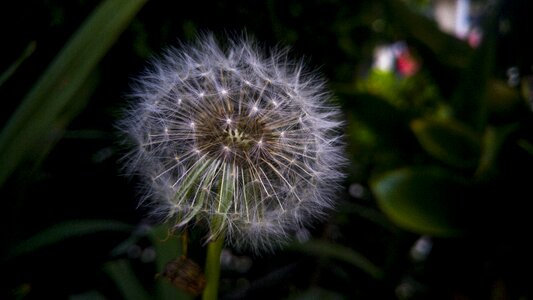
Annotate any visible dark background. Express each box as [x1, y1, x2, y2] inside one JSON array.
[[1, 0, 533, 299]]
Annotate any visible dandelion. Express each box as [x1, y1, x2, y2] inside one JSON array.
[[121, 33, 345, 253]]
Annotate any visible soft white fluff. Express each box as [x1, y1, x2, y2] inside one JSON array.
[[120, 33, 345, 253]]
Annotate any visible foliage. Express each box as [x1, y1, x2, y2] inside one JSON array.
[[1, 0, 533, 299]]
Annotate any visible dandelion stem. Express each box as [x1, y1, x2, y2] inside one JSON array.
[[203, 161, 232, 300], [202, 235, 224, 300], [181, 230, 188, 257]]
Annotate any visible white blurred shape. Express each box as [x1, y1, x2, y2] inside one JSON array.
[[410, 235, 433, 261]]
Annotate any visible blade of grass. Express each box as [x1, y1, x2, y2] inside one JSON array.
[[32, 69, 100, 168], [290, 239, 384, 280], [6, 219, 133, 260], [450, 16, 498, 131], [104, 259, 151, 300], [0, 41, 36, 88], [0, 0, 148, 187]]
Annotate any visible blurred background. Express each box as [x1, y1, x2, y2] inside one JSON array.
[[1, 0, 533, 299]]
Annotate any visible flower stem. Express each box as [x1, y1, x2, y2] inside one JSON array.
[[202, 236, 224, 300]]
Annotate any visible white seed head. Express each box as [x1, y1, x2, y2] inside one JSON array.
[[120, 33, 345, 253]]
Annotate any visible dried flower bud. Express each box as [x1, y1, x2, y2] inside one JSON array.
[[160, 256, 206, 296], [120, 33, 345, 253]]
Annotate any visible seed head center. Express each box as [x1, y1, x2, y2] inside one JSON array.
[[196, 113, 272, 164], [224, 128, 248, 146]]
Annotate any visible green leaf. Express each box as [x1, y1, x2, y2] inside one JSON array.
[[104, 259, 151, 300], [370, 167, 473, 236], [450, 3, 500, 130], [290, 239, 384, 280], [411, 118, 481, 168], [518, 139, 533, 157], [7, 220, 133, 259], [32, 70, 100, 168], [342, 92, 411, 148], [486, 79, 522, 120], [0, 41, 36, 88], [475, 125, 518, 180], [0, 0, 148, 187], [147, 225, 191, 300]]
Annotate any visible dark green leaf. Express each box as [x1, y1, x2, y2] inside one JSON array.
[[517, 139, 533, 157], [290, 239, 384, 280], [486, 80, 522, 121], [370, 167, 473, 236], [450, 3, 500, 130], [104, 259, 151, 300], [147, 225, 191, 300], [411, 118, 481, 168], [342, 92, 411, 147], [0, 41, 36, 88], [0, 0, 148, 187], [475, 125, 518, 180], [7, 220, 133, 259]]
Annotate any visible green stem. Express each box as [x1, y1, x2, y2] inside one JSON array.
[[202, 236, 225, 300], [203, 162, 233, 299]]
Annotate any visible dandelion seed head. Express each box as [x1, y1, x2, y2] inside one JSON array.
[[120, 33, 345, 253]]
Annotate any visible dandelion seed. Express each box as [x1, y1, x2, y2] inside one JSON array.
[[120, 33, 345, 253]]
